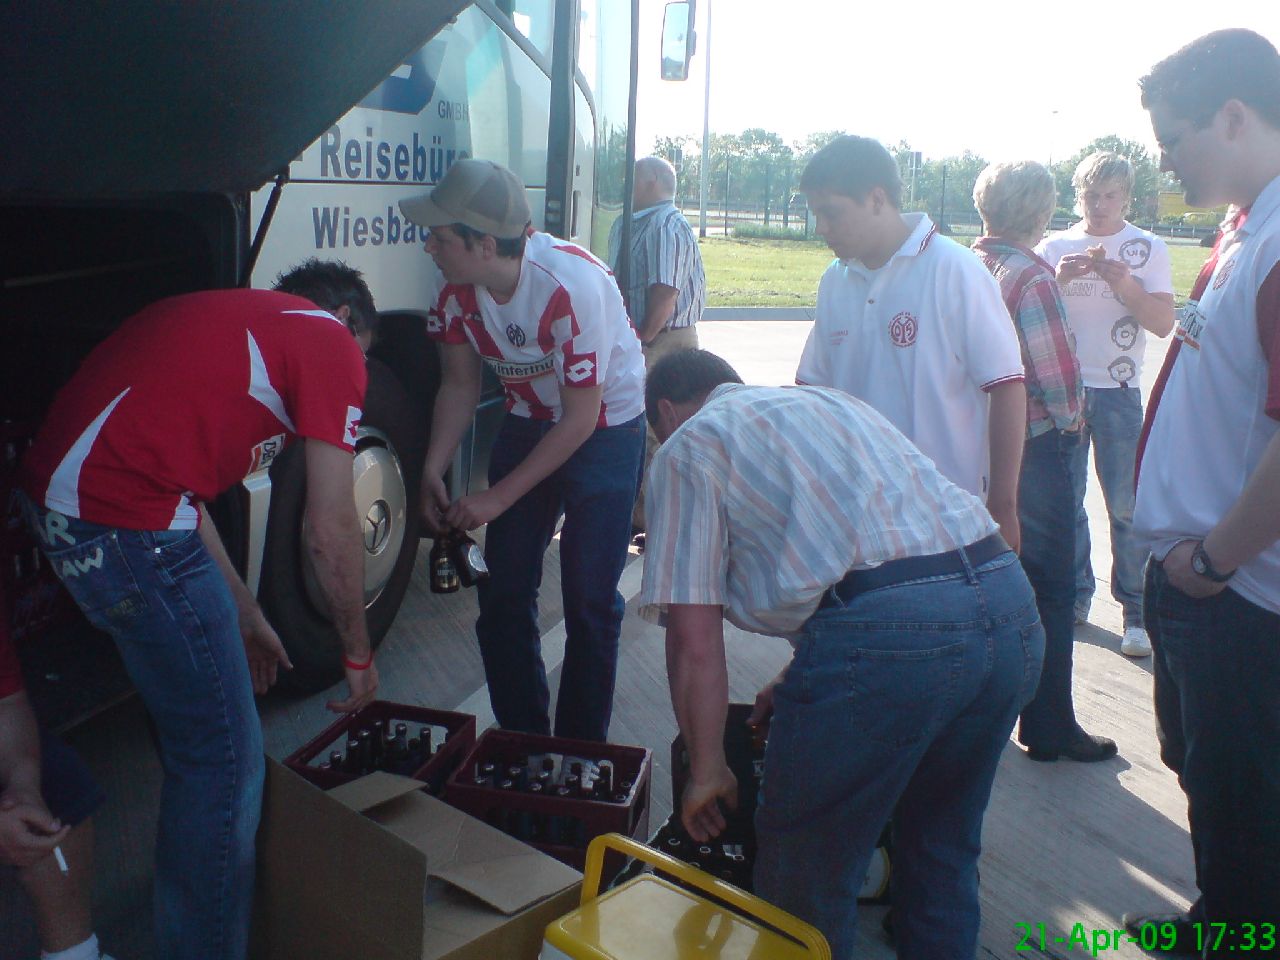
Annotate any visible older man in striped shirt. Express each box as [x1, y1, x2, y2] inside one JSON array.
[[609, 155, 706, 537], [638, 349, 1044, 960]]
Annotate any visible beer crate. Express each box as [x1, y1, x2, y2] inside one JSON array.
[[283, 700, 476, 794], [660, 701, 891, 903], [443, 729, 652, 876]]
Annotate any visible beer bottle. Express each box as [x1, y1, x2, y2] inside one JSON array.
[[507, 763, 529, 792], [596, 760, 614, 797], [345, 736, 362, 774], [429, 535, 460, 593], [370, 720, 387, 764], [328, 750, 344, 770], [394, 722, 408, 746], [358, 729, 376, 772], [454, 533, 490, 587]]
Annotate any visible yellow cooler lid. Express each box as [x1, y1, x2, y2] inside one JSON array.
[[543, 874, 814, 960]]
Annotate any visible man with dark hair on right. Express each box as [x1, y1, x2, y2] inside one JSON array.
[[1124, 28, 1280, 953]]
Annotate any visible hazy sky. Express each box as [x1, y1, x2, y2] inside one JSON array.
[[634, 2, 1280, 164]]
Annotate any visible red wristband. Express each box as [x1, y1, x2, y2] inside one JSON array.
[[343, 652, 373, 671]]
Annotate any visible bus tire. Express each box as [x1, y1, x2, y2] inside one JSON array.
[[261, 359, 425, 694]]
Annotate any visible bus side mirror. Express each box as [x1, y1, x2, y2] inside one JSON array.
[[660, 1, 696, 81]]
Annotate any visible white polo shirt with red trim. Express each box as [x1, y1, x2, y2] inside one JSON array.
[[428, 232, 645, 426], [1134, 175, 1280, 613], [796, 213, 1024, 500], [22, 290, 367, 531]]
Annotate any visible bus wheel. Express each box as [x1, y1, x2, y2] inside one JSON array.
[[261, 359, 425, 694]]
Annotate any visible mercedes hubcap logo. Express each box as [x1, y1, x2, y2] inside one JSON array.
[[364, 501, 390, 553]]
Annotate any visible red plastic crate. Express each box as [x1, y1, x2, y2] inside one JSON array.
[[442, 729, 651, 874], [283, 700, 476, 794]]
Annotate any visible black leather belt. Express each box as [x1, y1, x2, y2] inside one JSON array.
[[818, 533, 1010, 610]]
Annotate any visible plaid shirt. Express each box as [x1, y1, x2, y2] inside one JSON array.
[[972, 237, 1083, 436]]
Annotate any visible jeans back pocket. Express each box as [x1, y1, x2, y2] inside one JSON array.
[[42, 531, 148, 630]]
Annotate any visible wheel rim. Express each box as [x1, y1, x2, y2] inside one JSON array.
[[302, 426, 408, 614]]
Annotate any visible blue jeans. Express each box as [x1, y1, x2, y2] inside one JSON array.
[[1070, 387, 1147, 626], [1145, 563, 1280, 948], [25, 501, 263, 960], [753, 550, 1044, 960], [1018, 428, 1085, 751], [476, 413, 644, 742]]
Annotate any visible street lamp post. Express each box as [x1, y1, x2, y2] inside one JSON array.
[[698, 0, 712, 238]]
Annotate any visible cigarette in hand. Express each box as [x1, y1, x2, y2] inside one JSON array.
[[54, 845, 68, 874]]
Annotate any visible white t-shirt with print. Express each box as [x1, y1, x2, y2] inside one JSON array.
[[1037, 221, 1173, 390]]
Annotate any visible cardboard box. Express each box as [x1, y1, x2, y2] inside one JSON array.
[[252, 760, 582, 960]]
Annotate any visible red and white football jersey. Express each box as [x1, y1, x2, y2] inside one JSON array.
[[428, 232, 645, 426], [22, 289, 367, 531]]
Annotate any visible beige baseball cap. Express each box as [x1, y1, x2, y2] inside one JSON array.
[[399, 159, 532, 239]]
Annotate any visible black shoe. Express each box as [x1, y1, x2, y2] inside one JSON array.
[[1122, 911, 1198, 955], [1025, 733, 1118, 763]]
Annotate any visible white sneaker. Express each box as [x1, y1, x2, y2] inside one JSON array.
[[1121, 626, 1152, 657]]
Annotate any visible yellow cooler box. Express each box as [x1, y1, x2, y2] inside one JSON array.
[[542, 833, 831, 960]]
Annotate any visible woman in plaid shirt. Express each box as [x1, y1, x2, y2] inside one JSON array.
[[973, 161, 1117, 764]]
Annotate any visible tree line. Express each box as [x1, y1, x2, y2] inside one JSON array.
[[652, 130, 1175, 231]]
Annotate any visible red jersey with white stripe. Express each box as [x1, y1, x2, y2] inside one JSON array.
[[21, 290, 367, 531], [428, 232, 645, 425]]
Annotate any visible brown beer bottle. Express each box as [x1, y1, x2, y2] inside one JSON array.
[[430, 535, 460, 593]]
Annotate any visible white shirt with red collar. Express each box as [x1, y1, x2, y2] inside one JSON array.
[[428, 232, 645, 427], [1134, 176, 1280, 613], [796, 213, 1024, 500], [21, 290, 366, 531]]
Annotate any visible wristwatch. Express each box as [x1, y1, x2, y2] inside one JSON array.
[[1190, 541, 1234, 583]]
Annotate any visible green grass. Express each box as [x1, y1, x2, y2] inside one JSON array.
[[699, 235, 1211, 308]]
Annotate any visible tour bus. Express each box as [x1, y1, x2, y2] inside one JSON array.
[[1, 1, 696, 722]]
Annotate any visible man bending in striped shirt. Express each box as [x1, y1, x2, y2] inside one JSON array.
[[638, 349, 1045, 960]]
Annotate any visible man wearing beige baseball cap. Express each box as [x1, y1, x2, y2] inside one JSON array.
[[400, 158, 646, 742]]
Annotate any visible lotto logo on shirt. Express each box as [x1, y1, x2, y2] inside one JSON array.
[[345, 406, 362, 447], [564, 353, 598, 384], [888, 312, 918, 347], [426, 309, 445, 334]]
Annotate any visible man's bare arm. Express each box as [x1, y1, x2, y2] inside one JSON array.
[[986, 380, 1027, 554], [638, 283, 679, 343], [304, 439, 377, 712], [665, 603, 736, 841]]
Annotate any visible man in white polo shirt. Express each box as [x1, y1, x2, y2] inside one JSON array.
[[401, 159, 646, 743], [795, 135, 1026, 550], [1122, 28, 1280, 952]]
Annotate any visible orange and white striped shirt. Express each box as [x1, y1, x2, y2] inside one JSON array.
[[637, 383, 996, 639]]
